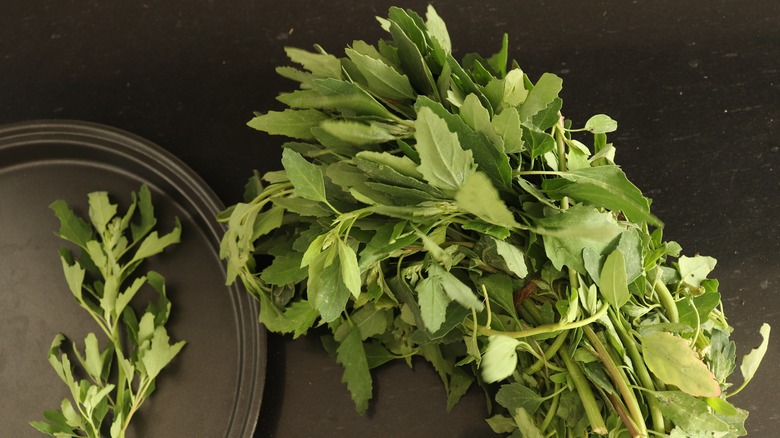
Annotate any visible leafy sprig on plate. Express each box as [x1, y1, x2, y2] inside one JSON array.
[[32, 185, 185, 438], [220, 5, 769, 436]]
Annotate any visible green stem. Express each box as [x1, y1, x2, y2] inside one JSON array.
[[560, 347, 608, 435], [610, 309, 665, 434], [583, 325, 648, 438], [540, 382, 562, 432], [476, 302, 609, 339], [526, 330, 569, 375], [653, 280, 678, 323]]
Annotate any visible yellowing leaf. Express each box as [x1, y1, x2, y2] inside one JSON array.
[[642, 332, 721, 397]]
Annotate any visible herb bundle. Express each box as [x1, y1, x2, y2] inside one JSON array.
[[33, 185, 185, 438], [220, 5, 769, 436]]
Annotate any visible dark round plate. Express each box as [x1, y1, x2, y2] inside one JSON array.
[[0, 120, 266, 437]]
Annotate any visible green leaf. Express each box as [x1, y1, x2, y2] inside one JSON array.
[[131, 185, 156, 242], [495, 382, 545, 414], [641, 331, 722, 397], [678, 255, 718, 289], [50, 200, 94, 249], [346, 48, 416, 100], [336, 324, 373, 415], [281, 148, 329, 204], [416, 96, 512, 189], [492, 238, 529, 278], [648, 390, 732, 433], [600, 249, 630, 309], [60, 255, 85, 300], [481, 335, 520, 383], [320, 120, 396, 146], [338, 240, 362, 299], [87, 192, 117, 235], [388, 21, 435, 96], [140, 326, 186, 379], [456, 171, 520, 229], [284, 46, 342, 79], [460, 93, 501, 145], [544, 165, 661, 226], [425, 5, 451, 54], [416, 276, 450, 332], [517, 73, 563, 122], [737, 323, 771, 392], [492, 106, 524, 153], [584, 114, 618, 134], [414, 106, 476, 193], [132, 219, 181, 262], [486, 33, 509, 78], [535, 204, 623, 274], [307, 246, 349, 323], [428, 262, 484, 312], [247, 109, 327, 140]]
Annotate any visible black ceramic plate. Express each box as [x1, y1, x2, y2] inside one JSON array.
[[0, 120, 265, 437]]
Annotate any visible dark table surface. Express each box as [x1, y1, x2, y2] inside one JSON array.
[[2, 1, 778, 436]]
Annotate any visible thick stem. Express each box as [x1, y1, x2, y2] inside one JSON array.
[[611, 309, 665, 434], [583, 325, 648, 438], [526, 330, 569, 375], [560, 347, 608, 435], [653, 280, 678, 323]]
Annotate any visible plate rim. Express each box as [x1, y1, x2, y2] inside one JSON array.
[[0, 119, 267, 438]]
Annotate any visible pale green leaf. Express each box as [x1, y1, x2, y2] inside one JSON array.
[[425, 5, 451, 54], [355, 151, 423, 179], [50, 200, 94, 249], [87, 192, 117, 235], [648, 390, 732, 433], [336, 324, 373, 414], [416, 276, 450, 332], [284, 47, 342, 79], [600, 249, 630, 309], [307, 246, 349, 323], [493, 238, 528, 278], [517, 73, 562, 122], [338, 240, 362, 299], [414, 106, 476, 193], [738, 323, 771, 390], [428, 263, 484, 312], [678, 255, 718, 288], [247, 109, 327, 140], [455, 171, 519, 228], [584, 114, 618, 134], [642, 331, 722, 397], [132, 219, 181, 262], [60, 255, 85, 300], [281, 148, 328, 204], [346, 48, 416, 100], [320, 120, 395, 146], [481, 335, 520, 383], [140, 326, 186, 379], [491, 106, 524, 153]]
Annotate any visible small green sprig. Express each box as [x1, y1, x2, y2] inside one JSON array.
[[31, 185, 185, 438]]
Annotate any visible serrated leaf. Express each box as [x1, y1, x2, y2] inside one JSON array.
[[425, 5, 451, 54], [320, 120, 396, 146], [536, 204, 623, 274], [87, 192, 117, 235], [517, 73, 563, 122], [247, 109, 327, 140], [416, 96, 512, 189], [346, 48, 416, 100], [414, 106, 476, 193], [281, 148, 329, 204], [284, 47, 342, 79], [312, 78, 396, 119], [50, 200, 94, 249], [495, 382, 545, 414], [641, 331, 721, 397], [336, 324, 373, 415], [307, 246, 349, 323], [600, 249, 630, 309], [416, 276, 450, 332], [492, 106, 524, 153], [388, 20, 435, 96], [647, 390, 732, 433], [456, 171, 520, 229], [338, 240, 361, 299], [140, 326, 185, 379], [132, 219, 181, 262], [60, 255, 85, 300], [428, 262, 484, 312], [131, 184, 156, 242]]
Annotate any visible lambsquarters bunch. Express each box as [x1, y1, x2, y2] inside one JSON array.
[[220, 6, 769, 437]]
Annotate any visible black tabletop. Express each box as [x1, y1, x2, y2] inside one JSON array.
[[2, 1, 778, 436]]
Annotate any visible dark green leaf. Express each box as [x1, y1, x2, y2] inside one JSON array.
[[414, 106, 476, 193], [247, 109, 327, 140], [336, 324, 373, 414], [50, 200, 94, 249], [284, 47, 342, 79], [517, 73, 563, 122], [281, 148, 329, 204]]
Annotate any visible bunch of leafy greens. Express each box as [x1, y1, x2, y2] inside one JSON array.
[[220, 5, 770, 436], [32, 185, 185, 438]]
